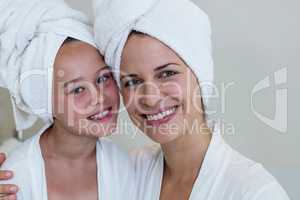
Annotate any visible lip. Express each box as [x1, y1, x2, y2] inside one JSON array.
[[142, 105, 180, 127], [88, 106, 112, 117], [87, 107, 114, 123], [141, 105, 179, 116]]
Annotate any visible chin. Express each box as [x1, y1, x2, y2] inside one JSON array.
[[77, 120, 117, 138], [89, 132, 111, 138], [77, 129, 111, 138], [79, 110, 119, 133], [146, 129, 180, 144]]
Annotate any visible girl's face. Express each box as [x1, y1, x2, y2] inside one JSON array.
[[53, 41, 120, 138], [120, 34, 205, 144]]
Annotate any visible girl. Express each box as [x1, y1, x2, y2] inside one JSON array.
[[0, 0, 134, 199]]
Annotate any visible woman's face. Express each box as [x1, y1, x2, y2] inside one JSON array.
[[120, 34, 205, 144], [53, 40, 120, 138]]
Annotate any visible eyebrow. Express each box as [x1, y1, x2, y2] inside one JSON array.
[[120, 74, 138, 80], [120, 63, 178, 80], [63, 77, 84, 88], [154, 63, 178, 72], [63, 65, 110, 88]]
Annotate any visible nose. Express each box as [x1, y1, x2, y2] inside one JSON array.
[[90, 86, 105, 106], [139, 82, 162, 108]]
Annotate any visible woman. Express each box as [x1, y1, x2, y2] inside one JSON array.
[[0, 0, 134, 199], [92, 0, 290, 199]]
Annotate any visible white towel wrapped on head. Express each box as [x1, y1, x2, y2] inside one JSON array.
[[0, 0, 96, 133], [93, 0, 214, 125]]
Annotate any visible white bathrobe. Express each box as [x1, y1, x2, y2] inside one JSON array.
[[0, 124, 136, 200], [132, 128, 290, 200]]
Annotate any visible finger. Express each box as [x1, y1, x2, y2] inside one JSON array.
[[0, 194, 17, 200], [0, 171, 13, 180], [0, 153, 6, 165], [0, 185, 18, 195]]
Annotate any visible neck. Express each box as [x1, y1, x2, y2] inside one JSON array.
[[40, 122, 98, 161], [161, 118, 212, 181]]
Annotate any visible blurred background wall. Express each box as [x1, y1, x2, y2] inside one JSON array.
[[0, 0, 298, 199]]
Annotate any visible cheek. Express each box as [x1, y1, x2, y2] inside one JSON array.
[[72, 93, 91, 109], [162, 78, 186, 101], [104, 81, 120, 105], [52, 90, 94, 129], [52, 96, 60, 118], [121, 89, 136, 114], [59, 93, 92, 123], [184, 76, 203, 114], [52, 94, 76, 126], [52, 85, 63, 117]]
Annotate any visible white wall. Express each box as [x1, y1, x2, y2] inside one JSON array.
[[0, 0, 298, 199]]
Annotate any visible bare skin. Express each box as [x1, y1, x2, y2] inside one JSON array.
[[120, 33, 212, 200], [40, 126, 98, 200], [159, 130, 211, 200]]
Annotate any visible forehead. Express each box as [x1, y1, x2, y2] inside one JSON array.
[[54, 41, 106, 80], [121, 34, 183, 73]]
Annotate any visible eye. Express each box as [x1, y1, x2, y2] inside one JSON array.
[[124, 78, 143, 88], [97, 72, 112, 84], [71, 86, 85, 95], [158, 70, 179, 79]]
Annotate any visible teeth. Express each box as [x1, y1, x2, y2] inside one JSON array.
[[146, 107, 177, 121], [90, 110, 109, 120]]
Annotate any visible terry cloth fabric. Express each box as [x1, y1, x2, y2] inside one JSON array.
[[0, 0, 96, 133]]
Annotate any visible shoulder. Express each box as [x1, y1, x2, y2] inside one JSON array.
[[222, 145, 290, 199], [130, 144, 161, 165], [98, 138, 135, 179], [0, 138, 22, 154], [1, 135, 36, 170], [0, 136, 38, 199], [129, 144, 162, 175], [99, 137, 132, 165], [98, 138, 136, 199], [248, 181, 290, 200]]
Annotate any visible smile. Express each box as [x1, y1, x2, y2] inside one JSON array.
[[142, 105, 179, 125], [87, 107, 112, 122]]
